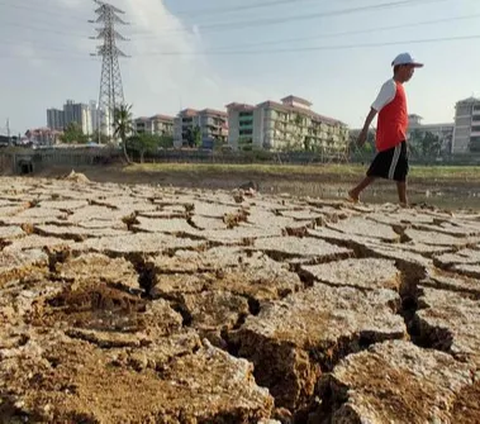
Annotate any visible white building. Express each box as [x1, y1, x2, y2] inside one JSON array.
[[46, 108, 65, 131], [134, 114, 174, 136], [227, 95, 349, 154], [452, 97, 480, 154], [173, 108, 228, 148]]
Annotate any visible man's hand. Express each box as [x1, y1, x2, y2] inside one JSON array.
[[357, 128, 368, 147]]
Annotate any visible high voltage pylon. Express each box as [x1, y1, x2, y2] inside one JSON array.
[[89, 0, 129, 138]]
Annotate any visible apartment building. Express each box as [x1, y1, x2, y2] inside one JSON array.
[[173, 108, 228, 148], [452, 97, 480, 154], [47, 100, 96, 136], [227, 95, 349, 154], [46, 108, 65, 131], [408, 114, 454, 153], [134, 114, 174, 136]]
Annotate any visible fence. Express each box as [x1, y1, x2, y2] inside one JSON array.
[[2, 146, 480, 175], [0, 147, 118, 175], [139, 148, 350, 165]]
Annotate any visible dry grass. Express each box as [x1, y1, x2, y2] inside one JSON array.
[[124, 163, 480, 182]]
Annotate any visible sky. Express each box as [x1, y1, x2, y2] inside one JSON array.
[[0, 0, 479, 135]]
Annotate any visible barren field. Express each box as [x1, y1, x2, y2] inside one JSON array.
[[1, 173, 480, 423], [33, 163, 480, 210]]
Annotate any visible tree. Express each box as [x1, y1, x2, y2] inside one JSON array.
[[60, 122, 88, 144], [113, 104, 134, 163], [157, 134, 174, 149], [421, 131, 442, 157], [127, 133, 165, 163], [410, 130, 442, 158], [184, 125, 202, 148], [92, 129, 110, 145]]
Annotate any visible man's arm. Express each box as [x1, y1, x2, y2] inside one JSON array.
[[357, 80, 396, 146], [357, 108, 377, 146]]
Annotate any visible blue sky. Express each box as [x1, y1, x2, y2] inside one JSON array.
[[0, 0, 479, 135]]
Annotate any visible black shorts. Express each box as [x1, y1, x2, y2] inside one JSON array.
[[367, 141, 409, 182]]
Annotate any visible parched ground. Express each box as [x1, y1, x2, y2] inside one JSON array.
[[0, 174, 480, 423]]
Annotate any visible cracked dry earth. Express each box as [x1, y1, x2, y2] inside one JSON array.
[[0, 176, 480, 424]]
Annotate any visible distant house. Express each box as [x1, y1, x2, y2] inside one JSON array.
[[173, 108, 228, 149], [134, 114, 175, 136], [25, 128, 62, 146]]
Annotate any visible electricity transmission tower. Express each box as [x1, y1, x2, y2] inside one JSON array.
[[89, 0, 129, 138]]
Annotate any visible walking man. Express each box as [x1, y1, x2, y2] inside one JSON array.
[[349, 52, 423, 206]]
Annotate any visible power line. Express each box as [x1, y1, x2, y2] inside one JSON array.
[[173, 0, 320, 17], [208, 13, 480, 51], [131, 0, 453, 36], [132, 34, 480, 56]]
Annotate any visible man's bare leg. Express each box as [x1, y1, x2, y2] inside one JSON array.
[[396, 181, 408, 207], [348, 176, 376, 202]]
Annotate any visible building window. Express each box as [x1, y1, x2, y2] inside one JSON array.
[[239, 129, 253, 136]]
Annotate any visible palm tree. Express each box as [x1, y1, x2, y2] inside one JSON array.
[[113, 104, 133, 163]]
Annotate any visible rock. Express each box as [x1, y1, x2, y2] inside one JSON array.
[[414, 287, 480, 367], [232, 284, 406, 410], [63, 170, 90, 183], [317, 340, 474, 423], [0, 334, 274, 423], [301, 258, 401, 292], [56, 253, 140, 292], [0, 249, 49, 288], [175, 291, 249, 346]]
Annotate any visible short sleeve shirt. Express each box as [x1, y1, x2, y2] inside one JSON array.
[[372, 79, 397, 112]]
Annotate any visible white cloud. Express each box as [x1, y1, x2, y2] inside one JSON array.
[[70, 0, 260, 116]]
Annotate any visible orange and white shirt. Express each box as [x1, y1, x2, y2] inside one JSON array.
[[371, 79, 409, 152]]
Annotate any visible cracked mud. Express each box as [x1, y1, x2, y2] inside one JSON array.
[[0, 176, 479, 423]]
